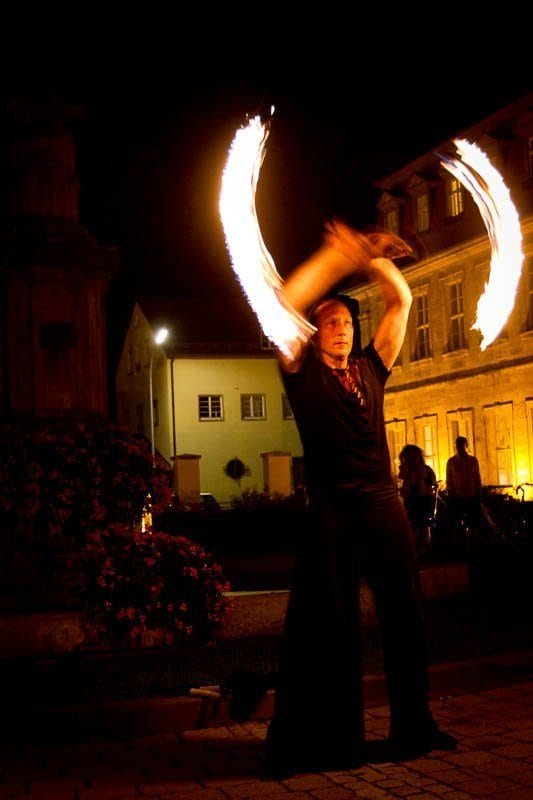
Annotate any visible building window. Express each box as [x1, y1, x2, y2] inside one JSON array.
[[135, 344, 142, 372], [199, 395, 223, 420], [415, 415, 439, 478], [416, 194, 430, 232], [447, 408, 474, 461], [260, 332, 275, 350], [136, 403, 144, 432], [385, 419, 407, 480], [385, 208, 399, 235], [449, 281, 466, 350], [413, 293, 431, 360], [529, 136, 533, 178], [127, 348, 134, 374], [241, 393, 266, 420], [153, 398, 159, 428], [483, 403, 514, 486], [526, 258, 533, 330], [446, 178, 464, 217], [282, 393, 294, 420]]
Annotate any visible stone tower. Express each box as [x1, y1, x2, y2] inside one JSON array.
[[0, 96, 118, 418]]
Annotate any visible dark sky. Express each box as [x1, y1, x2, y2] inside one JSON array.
[[1, 48, 531, 374]]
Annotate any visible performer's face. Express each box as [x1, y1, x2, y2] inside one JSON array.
[[314, 300, 354, 363]]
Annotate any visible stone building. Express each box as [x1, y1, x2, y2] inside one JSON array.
[[350, 91, 533, 496]]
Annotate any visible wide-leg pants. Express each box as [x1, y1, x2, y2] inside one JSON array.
[[266, 485, 435, 764]]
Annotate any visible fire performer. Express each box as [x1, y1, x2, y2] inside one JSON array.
[[223, 222, 457, 777], [220, 117, 522, 780]]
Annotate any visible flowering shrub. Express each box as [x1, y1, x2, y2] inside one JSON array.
[[0, 421, 232, 644], [83, 525, 232, 646], [0, 421, 172, 550]]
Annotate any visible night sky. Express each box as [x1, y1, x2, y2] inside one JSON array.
[[1, 48, 530, 381]]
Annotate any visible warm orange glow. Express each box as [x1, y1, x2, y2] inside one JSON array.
[[219, 114, 316, 357], [439, 139, 524, 350]]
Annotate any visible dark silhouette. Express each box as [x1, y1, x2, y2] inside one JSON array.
[[446, 436, 482, 532], [399, 444, 436, 551], [222, 223, 456, 777]]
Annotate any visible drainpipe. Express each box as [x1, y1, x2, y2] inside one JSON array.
[[170, 357, 177, 457]]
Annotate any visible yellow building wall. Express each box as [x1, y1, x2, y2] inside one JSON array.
[[352, 219, 533, 497], [116, 307, 303, 502], [168, 356, 302, 503]]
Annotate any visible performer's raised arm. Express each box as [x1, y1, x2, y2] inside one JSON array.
[[369, 257, 412, 371], [277, 220, 412, 372]]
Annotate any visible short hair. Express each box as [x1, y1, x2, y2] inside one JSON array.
[[455, 436, 468, 448], [308, 293, 361, 355]]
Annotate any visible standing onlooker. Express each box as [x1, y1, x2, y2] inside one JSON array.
[[446, 436, 482, 531]]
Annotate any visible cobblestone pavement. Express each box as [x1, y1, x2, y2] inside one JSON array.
[[1, 678, 533, 799]]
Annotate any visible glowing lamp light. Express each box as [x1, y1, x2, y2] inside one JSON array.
[[155, 327, 168, 345]]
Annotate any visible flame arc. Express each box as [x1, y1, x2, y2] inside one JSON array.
[[439, 139, 524, 351], [219, 115, 316, 357]]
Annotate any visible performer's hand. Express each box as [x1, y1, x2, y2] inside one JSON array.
[[367, 230, 414, 260], [323, 220, 375, 272], [325, 220, 413, 268]]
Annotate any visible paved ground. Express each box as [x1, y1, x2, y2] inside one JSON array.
[[1, 653, 533, 799]]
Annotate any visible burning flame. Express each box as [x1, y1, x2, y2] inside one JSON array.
[[219, 114, 316, 357], [439, 139, 524, 350]]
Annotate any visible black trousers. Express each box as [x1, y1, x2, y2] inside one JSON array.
[[266, 485, 435, 763]]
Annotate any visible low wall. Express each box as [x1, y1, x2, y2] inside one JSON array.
[[0, 563, 468, 659]]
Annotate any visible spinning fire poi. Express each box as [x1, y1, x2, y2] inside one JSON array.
[[439, 139, 524, 350], [219, 116, 524, 353]]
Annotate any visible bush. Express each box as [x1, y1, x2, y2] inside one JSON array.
[[0, 421, 172, 550], [83, 525, 232, 646], [0, 421, 232, 645], [230, 488, 308, 513]]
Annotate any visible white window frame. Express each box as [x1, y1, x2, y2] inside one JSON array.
[[198, 395, 224, 421], [241, 393, 266, 420]]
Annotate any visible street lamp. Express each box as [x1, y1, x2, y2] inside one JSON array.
[[149, 327, 169, 466]]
